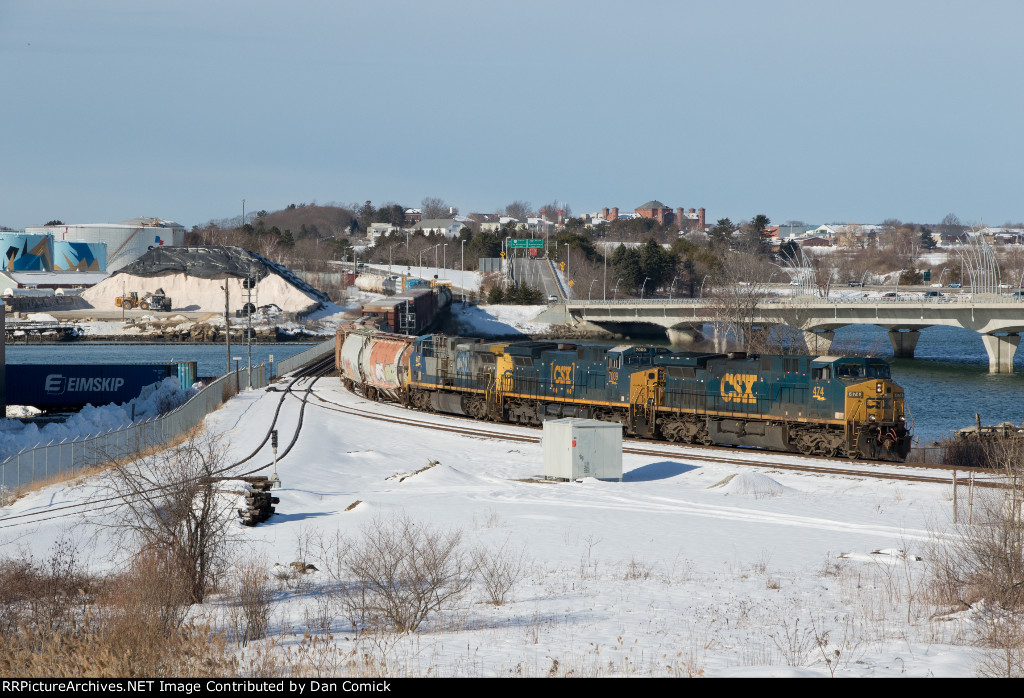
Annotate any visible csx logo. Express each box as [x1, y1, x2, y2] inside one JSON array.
[[552, 364, 574, 391], [721, 373, 757, 404]]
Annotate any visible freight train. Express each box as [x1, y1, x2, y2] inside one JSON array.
[[336, 328, 913, 461]]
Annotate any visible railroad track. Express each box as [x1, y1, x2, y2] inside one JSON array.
[[306, 385, 1006, 489]]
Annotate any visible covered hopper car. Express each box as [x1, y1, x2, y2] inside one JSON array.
[[336, 329, 913, 461]]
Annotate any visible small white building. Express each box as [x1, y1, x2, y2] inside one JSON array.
[[542, 418, 623, 481]]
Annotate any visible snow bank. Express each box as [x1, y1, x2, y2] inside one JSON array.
[[712, 472, 791, 498], [0, 377, 196, 460]]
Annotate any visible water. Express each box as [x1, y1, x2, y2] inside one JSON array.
[[5, 342, 317, 380], [828, 324, 1024, 444]]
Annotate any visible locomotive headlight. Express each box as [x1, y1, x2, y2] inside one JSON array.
[[869, 415, 876, 422], [876, 382, 882, 394]]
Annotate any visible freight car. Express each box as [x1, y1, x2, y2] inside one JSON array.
[[6, 361, 197, 412], [337, 329, 913, 461], [358, 284, 452, 335]]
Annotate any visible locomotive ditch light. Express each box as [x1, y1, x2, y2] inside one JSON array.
[[869, 415, 876, 421], [876, 382, 883, 393]]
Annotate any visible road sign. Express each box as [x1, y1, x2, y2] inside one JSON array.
[[568, 280, 574, 287], [507, 238, 543, 249]]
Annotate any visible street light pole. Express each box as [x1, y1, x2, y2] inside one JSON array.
[[641, 277, 649, 299], [461, 240, 466, 293], [613, 277, 622, 300], [589, 278, 597, 301]]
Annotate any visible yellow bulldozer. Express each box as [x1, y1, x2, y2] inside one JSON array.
[[114, 288, 172, 311]]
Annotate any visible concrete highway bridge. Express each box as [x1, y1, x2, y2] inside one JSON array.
[[559, 294, 1024, 373]]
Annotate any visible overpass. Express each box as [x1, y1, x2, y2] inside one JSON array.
[[562, 294, 1024, 373]]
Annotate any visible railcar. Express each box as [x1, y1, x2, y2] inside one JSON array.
[[336, 328, 913, 461]]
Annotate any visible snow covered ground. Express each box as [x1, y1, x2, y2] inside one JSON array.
[[2, 376, 985, 677]]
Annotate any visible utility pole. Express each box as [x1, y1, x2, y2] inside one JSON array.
[[223, 282, 231, 376], [245, 265, 254, 389]]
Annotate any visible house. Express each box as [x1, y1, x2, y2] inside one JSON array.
[[415, 219, 464, 239], [367, 222, 401, 244]]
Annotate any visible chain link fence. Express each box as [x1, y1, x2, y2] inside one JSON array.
[[0, 338, 336, 501]]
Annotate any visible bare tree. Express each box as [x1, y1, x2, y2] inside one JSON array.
[[705, 252, 778, 352], [421, 197, 457, 219], [504, 200, 534, 221], [101, 431, 238, 604], [342, 514, 471, 633]]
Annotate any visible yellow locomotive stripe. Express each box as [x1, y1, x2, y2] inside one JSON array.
[[407, 381, 846, 426]]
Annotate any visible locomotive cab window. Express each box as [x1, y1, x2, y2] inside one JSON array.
[[866, 363, 891, 379], [811, 366, 831, 380], [836, 363, 864, 379]]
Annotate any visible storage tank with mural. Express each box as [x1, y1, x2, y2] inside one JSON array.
[[0, 234, 54, 271], [53, 241, 107, 271], [26, 218, 185, 272]]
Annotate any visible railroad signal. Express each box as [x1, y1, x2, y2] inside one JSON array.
[[271, 429, 278, 449]]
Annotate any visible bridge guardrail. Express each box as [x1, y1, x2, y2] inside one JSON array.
[[565, 293, 1024, 307]]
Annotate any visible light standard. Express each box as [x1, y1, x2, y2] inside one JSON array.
[[433, 243, 441, 278], [669, 275, 679, 299], [938, 267, 949, 286], [640, 277, 650, 299], [588, 278, 597, 301], [603, 246, 607, 301], [443, 243, 448, 278], [388, 244, 398, 274], [613, 277, 622, 300], [699, 275, 709, 299], [461, 239, 466, 292]]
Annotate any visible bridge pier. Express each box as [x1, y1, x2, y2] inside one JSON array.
[[981, 333, 1020, 374], [802, 330, 835, 355], [887, 329, 921, 359], [667, 326, 704, 346]]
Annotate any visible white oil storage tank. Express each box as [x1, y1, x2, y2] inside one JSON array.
[[542, 418, 623, 481], [27, 217, 185, 272]]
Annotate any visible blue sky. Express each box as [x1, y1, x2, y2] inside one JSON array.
[[2, 1, 1022, 230]]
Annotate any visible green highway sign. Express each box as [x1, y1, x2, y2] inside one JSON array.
[[507, 238, 544, 249]]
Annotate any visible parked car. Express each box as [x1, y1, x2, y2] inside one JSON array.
[[847, 281, 863, 287], [949, 282, 962, 288]]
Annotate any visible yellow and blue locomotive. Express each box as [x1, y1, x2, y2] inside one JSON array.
[[338, 329, 913, 462]]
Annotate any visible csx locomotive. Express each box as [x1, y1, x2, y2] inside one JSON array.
[[336, 328, 913, 461]]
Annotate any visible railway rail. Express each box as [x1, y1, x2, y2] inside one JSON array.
[[308, 385, 1005, 489]]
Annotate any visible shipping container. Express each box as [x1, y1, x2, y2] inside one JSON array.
[[6, 362, 198, 411]]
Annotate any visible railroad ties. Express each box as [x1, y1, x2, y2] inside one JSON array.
[[236, 476, 279, 526]]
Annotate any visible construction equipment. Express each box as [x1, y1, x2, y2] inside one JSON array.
[[114, 291, 140, 309], [114, 288, 172, 311]]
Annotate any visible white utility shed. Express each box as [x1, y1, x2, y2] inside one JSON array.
[[542, 418, 623, 481]]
